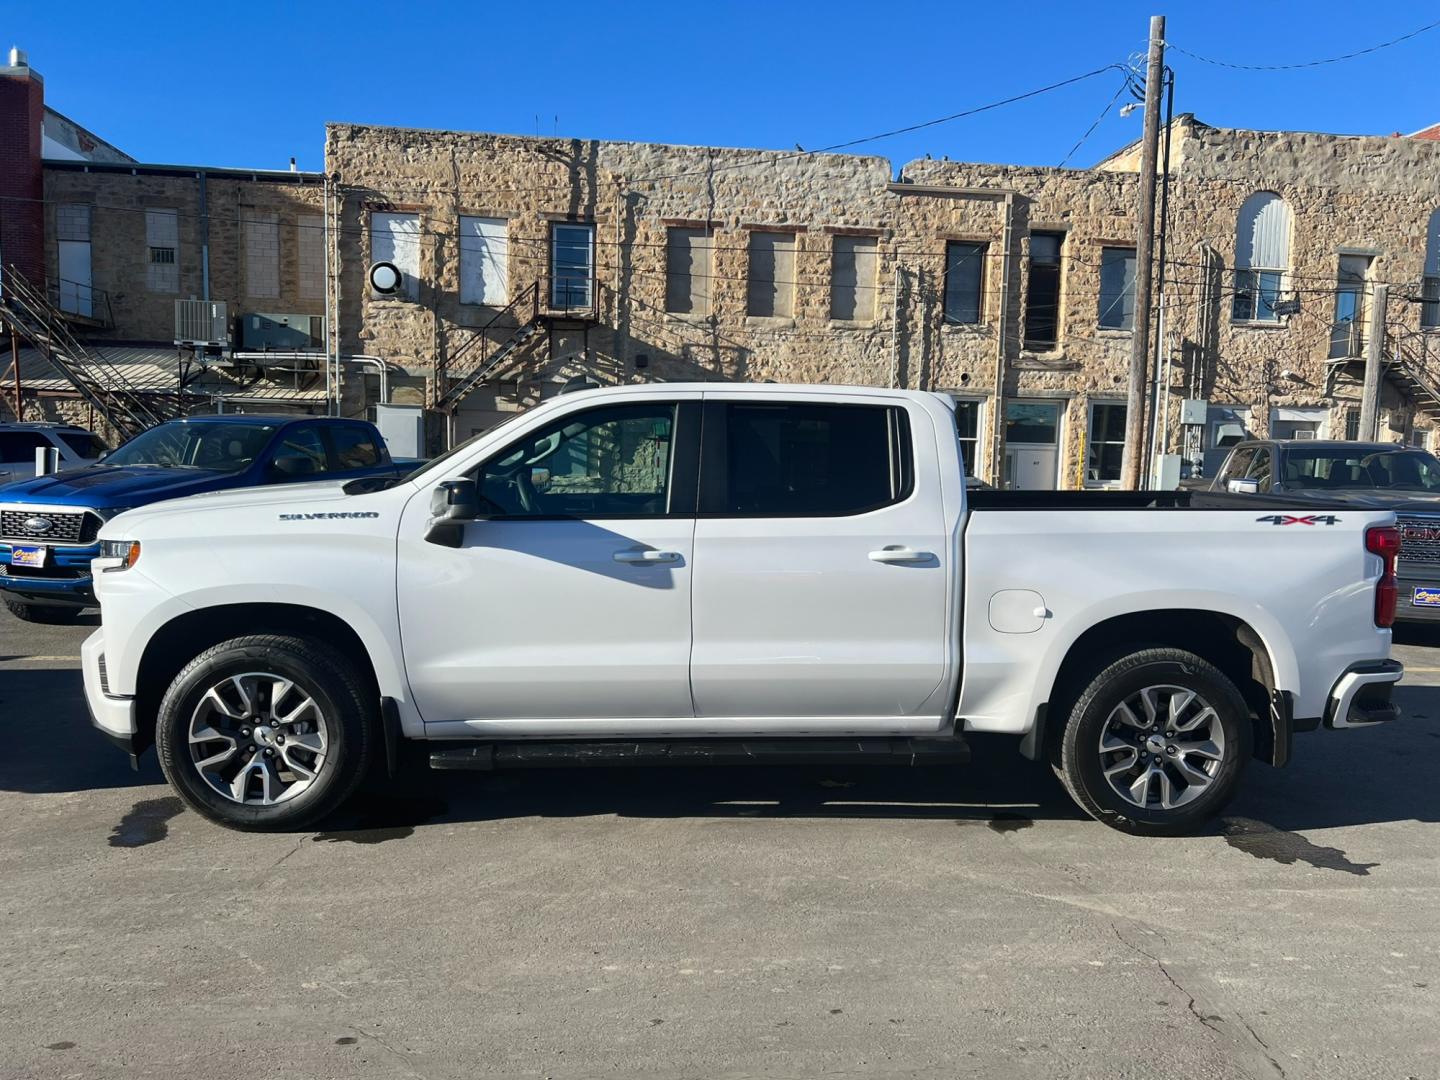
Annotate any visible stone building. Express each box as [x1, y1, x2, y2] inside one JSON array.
[[328, 115, 1440, 484]]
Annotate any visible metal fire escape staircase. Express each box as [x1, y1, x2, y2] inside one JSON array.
[[0, 264, 178, 438], [1382, 334, 1440, 416], [433, 283, 544, 413]]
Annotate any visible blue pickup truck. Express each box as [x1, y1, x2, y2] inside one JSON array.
[[0, 414, 411, 622]]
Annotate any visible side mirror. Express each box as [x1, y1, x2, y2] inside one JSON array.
[[425, 479, 480, 548], [1226, 478, 1260, 495], [271, 454, 318, 479], [97, 450, 110, 462]]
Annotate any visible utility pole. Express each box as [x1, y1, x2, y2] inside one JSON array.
[[1359, 283, 1388, 440], [1121, 14, 1165, 489]]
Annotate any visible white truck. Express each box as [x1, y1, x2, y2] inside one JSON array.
[[81, 384, 1404, 835]]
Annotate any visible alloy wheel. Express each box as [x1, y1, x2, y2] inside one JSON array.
[[187, 673, 329, 805], [1096, 684, 1226, 811]]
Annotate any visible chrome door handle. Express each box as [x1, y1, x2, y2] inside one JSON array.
[[613, 548, 681, 564], [868, 546, 934, 564]]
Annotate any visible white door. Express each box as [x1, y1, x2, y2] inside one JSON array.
[[397, 397, 699, 725], [688, 395, 951, 725], [1002, 401, 1061, 490], [58, 239, 92, 317]]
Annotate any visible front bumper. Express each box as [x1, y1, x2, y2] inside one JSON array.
[[1324, 659, 1403, 729], [81, 628, 139, 757], [0, 541, 98, 605]]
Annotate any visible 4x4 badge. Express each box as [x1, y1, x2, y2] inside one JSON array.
[[1255, 514, 1341, 526]]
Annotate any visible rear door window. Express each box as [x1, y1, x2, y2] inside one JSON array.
[[1217, 447, 1255, 486], [1247, 448, 1273, 490], [328, 425, 385, 469], [705, 402, 912, 516], [0, 432, 49, 463]]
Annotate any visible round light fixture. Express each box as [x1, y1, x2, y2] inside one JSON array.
[[368, 261, 403, 295]]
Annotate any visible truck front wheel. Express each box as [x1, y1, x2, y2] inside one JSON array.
[[154, 635, 375, 831], [1055, 648, 1251, 835]]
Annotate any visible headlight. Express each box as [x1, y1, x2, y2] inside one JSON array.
[[99, 539, 141, 571]]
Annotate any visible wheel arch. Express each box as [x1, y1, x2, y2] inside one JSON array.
[[133, 602, 384, 755], [1027, 607, 1291, 767]]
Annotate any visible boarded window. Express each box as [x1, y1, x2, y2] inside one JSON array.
[[145, 208, 179, 293], [297, 214, 325, 300], [460, 216, 509, 306], [370, 211, 420, 300], [665, 227, 713, 314], [944, 241, 985, 324], [830, 236, 877, 321], [747, 231, 796, 318], [1098, 247, 1136, 330], [1232, 192, 1291, 322], [245, 210, 280, 299]]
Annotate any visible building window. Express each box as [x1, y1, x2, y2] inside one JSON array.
[[1345, 407, 1361, 441], [1329, 254, 1373, 359], [550, 223, 594, 309], [951, 397, 983, 477], [460, 216, 509, 306], [665, 227, 713, 315], [1423, 209, 1440, 329], [296, 214, 325, 300], [244, 210, 280, 299], [1086, 401, 1126, 485], [145, 208, 179, 293], [370, 211, 420, 300], [1098, 247, 1137, 330], [1023, 232, 1064, 349], [1232, 191, 1291, 322], [830, 235, 877, 322], [944, 241, 985, 324], [56, 204, 93, 317], [747, 231, 796, 318]]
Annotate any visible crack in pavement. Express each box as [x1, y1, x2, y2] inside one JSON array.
[[1110, 922, 1288, 1079]]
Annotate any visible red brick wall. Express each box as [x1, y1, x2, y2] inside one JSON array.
[[0, 65, 44, 283]]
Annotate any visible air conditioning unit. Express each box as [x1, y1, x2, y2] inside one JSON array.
[[240, 312, 325, 351], [175, 300, 229, 346]]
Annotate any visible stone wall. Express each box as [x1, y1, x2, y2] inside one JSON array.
[[327, 119, 1440, 482]]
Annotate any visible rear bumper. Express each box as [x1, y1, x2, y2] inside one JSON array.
[[82, 628, 138, 754], [1324, 659, 1403, 729]]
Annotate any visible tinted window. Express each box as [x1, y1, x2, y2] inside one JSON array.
[[717, 403, 909, 516], [476, 403, 675, 518], [0, 432, 49, 463], [1247, 448, 1273, 489], [58, 432, 110, 459], [330, 425, 384, 469], [1217, 447, 1255, 484], [104, 421, 276, 472], [271, 424, 329, 477]]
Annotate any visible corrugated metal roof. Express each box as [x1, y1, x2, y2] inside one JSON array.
[[1235, 191, 1292, 270]]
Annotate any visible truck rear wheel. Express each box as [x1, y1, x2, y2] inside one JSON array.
[[1055, 648, 1251, 835], [154, 635, 374, 832], [2, 596, 84, 624]]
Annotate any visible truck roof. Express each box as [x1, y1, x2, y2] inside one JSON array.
[[1234, 439, 1413, 452], [552, 382, 949, 402], [156, 414, 369, 425]]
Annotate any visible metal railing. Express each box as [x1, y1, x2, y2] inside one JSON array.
[[49, 276, 114, 328]]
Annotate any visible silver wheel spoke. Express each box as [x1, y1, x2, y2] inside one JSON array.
[[1156, 768, 1178, 809], [1173, 706, 1216, 734], [194, 742, 239, 771], [1167, 689, 1197, 729], [229, 752, 264, 801], [201, 688, 243, 720], [1173, 755, 1214, 787], [1129, 767, 1154, 806], [1138, 688, 1160, 726], [1112, 702, 1146, 730], [275, 695, 318, 728], [1175, 738, 1222, 761]]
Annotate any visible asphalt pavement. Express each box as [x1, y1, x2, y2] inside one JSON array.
[[0, 611, 1437, 1080]]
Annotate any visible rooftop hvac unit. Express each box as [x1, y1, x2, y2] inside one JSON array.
[[175, 299, 229, 346], [240, 312, 325, 351]]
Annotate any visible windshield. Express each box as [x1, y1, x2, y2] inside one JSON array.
[[1282, 448, 1440, 492], [105, 421, 277, 473], [401, 411, 528, 484]]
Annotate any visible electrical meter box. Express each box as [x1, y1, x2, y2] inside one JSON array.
[[1179, 399, 1208, 426]]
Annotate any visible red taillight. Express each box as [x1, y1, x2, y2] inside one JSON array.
[[1367, 525, 1400, 628]]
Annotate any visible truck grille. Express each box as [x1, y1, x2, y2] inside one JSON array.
[[0, 509, 98, 544], [1397, 514, 1440, 567]]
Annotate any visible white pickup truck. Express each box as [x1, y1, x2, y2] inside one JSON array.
[[82, 384, 1404, 835]]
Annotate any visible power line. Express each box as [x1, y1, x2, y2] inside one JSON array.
[[1058, 74, 1137, 168], [1166, 17, 1440, 71]]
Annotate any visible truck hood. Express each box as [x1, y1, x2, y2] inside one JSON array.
[[0, 465, 238, 508], [100, 479, 367, 536]]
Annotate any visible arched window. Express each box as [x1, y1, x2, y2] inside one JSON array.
[[1232, 192, 1292, 323], [1423, 208, 1440, 329]]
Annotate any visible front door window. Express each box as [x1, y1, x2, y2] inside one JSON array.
[[551, 224, 595, 310]]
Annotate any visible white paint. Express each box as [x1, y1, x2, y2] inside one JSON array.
[[459, 216, 508, 306], [369, 212, 420, 300]]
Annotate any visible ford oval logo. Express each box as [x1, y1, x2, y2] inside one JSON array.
[[23, 516, 53, 534]]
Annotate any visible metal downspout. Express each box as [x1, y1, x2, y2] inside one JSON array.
[[991, 192, 1015, 486]]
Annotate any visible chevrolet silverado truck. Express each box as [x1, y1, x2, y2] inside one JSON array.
[[1201, 437, 1440, 624], [1, 414, 406, 623], [81, 385, 1404, 835]]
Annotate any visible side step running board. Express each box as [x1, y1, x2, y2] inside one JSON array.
[[429, 736, 970, 771]]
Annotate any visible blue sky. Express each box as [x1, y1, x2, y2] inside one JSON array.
[[10, 1, 1438, 173]]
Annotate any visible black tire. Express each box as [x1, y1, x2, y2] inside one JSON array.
[[155, 634, 375, 832], [1054, 648, 1251, 835], [2, 595, 84, 624]]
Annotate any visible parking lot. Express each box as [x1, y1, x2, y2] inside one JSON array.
[[0, 614, 1435, 1080]]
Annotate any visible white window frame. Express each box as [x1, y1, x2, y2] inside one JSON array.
[[1085, 399, 1127, 487]]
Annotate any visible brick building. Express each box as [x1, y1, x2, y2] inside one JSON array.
[[7, 42, 1440, 486]]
